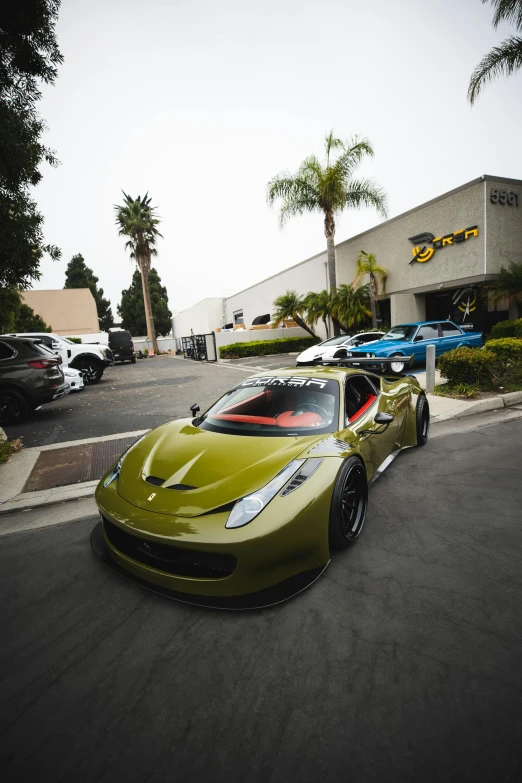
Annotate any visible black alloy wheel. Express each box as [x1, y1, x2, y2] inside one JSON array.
[[416, 394, 430, 446], [329, 456, 369, 550], [0, 389, 28, 425], [75, 360, 102, 384]]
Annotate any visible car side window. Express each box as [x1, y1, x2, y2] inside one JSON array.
[[416, 325, 440, 341], [0, 341, 16, 360], [441, 322, 462, 336]]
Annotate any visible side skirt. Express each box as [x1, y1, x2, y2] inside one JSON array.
[[368, 448, 401, 488]]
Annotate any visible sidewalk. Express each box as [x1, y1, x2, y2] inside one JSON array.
[[1, 392, 522, 515]]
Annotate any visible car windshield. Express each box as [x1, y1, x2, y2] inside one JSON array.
[[382, 325, 417, 341], [318, 335, 352, 347], [198, 376, 340, 437]]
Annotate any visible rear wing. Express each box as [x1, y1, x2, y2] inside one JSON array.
[[318, 355, 415, 373]]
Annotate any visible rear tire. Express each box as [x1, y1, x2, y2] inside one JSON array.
[[131, 357, 136, 364], [329, 456, 368, 551], [416, 394, 430, 446], [0, 389, 29, 425], [74, 360, 103, 384]]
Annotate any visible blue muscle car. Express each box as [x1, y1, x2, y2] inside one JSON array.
[[332, 320, 483, 374]]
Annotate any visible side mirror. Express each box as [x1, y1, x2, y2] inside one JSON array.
[[190, 403, 200, 416], [360, 411, 394, 436], [374, 412, 394, 425]]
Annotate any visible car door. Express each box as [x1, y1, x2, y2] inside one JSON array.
[[343, 375, 403, 480], [412, 323, 441, 360]]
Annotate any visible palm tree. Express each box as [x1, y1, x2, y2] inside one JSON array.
[[332, 284, 372, 332], [114, 192, 162, 353], [272, 290, 317, 338], [468, 0, 522, 104], [304, 289, 333, 338], [267, 130, 388, 334], [352, 251, 388, 329]]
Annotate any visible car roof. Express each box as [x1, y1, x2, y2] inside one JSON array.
[[392, 320, 455, 327]]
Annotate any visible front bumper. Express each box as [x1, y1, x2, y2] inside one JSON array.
[[93, 459, 338, 607]]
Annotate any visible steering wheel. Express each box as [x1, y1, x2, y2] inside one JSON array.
[[293, 403, 330, 420]]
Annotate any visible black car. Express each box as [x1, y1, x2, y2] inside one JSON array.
[[0, 336, 69, 424], [108, 330, 136, 364]]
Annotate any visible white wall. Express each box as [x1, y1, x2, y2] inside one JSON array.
[[224, 251, 328, 339], [172, 297, 223, 338]]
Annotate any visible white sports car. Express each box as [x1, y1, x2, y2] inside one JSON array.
[[296, 331, 385, 366], [63, 366, 85, 392]]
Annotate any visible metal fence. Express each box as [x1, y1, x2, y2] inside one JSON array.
[[180, 333, 217, 362]]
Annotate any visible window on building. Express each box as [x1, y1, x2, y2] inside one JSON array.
[[233, 310, 244, 325]]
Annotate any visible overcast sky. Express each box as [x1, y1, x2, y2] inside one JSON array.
[[33, 0, 522, 317]]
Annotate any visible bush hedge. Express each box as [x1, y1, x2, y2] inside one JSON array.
[[219, 336, 319, 359], [438, 338, 522, 388], [490, 318, 522, 339], [437, 347, 495, 387]]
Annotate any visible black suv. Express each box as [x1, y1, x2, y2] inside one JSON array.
[[108, 329, 136, 363], [0, 336, 69, 424]]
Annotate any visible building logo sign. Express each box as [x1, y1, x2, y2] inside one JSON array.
[[408, 226, 479, 264], [453, 288, 477, 322]]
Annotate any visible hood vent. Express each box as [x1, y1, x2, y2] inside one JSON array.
[[146, 476, 165, 486], [166, 483, 198, 491]]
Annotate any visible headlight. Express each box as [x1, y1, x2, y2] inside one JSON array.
[[225, 460, 305, 529], [366, 353, 374, 358], [102, 433, 147, 487]]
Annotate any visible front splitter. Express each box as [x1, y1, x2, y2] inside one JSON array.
[[90, 521, 329, 610]]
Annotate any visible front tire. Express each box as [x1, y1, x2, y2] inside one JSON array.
[[329, 456, 368, 551], [416, 394, 430, 446], [0, 389, 29, 425], [74, 360, 103, 384], [389, 354, 407, 374]]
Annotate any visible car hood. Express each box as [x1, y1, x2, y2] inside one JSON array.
[[117, 419, 327, 517]]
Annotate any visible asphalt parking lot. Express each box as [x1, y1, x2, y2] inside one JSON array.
[[1, 417, 521, 782]]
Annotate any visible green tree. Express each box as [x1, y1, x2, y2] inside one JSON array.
[[0, 0, 63, 292], [14, 302, 52, 332], [267, 131, 387, 334], [64, 254, 113, 330], [272, 291, 317, 338], [468, 0, 522, 103], [114, 192, 162, 354], [118, 268, 172, 337], [331, 284, 372, 331], [352, 251, 388, 329], [0, 288, 51, 332], [304, 289, 334, 338]]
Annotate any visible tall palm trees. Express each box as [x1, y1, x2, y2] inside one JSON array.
[[267, 131, 387, 334], [272, 291, 317, 338], [468, 0, 522, 103], [115, 192, 162, 354], [352, 251, 388, 329]]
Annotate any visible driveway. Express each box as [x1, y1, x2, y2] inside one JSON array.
[[1, 418, 521, 782]]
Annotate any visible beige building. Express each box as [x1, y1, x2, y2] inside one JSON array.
[[22, 289, 99, 335]]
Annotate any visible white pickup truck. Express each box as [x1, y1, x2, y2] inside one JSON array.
[[10, 332, 114, 384]]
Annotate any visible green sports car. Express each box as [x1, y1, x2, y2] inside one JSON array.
[[91, 364, 429, 608]]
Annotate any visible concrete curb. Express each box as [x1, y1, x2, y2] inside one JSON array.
[[429, 390, 522, 422]]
